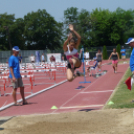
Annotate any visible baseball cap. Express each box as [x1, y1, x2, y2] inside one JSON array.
[[125, 38, 134, 44], [12, 46, 20, 51]]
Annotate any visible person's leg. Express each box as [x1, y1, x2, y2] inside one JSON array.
[[12, 88, 17, 104], [115, 61, 118, 73], [20, 87, 27, 104], [112, 60, 115, 72], [98, 62, 100, 70], [19, 78, 27, 104], [11, 79, 19, 105], [69, 57, 81, 69], [86, 68, 90, 75], [66, 68, 76, 82], [99, 61, 102, 71]]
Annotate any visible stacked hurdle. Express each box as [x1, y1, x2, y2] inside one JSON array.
[[29, 69, 57, 85], [0, 74, 34, 97]]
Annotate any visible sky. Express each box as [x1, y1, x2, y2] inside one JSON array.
[[0, 0, 134, 22]]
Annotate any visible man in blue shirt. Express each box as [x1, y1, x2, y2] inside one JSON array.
[[120, 46, 126, 60], [18, 54, 22, 63], [41, 53, 45, 62], [9, 46, 27, 106], [125, 38, 134, 74]]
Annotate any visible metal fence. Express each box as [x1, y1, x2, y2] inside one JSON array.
[[0, 45, 131, 63], [0, 50, 47, 63]]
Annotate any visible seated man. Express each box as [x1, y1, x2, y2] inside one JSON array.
[[50, 55, 56, 62], [86, 57, 98, 76]]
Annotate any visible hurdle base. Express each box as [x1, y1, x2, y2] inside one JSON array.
[[79, 81, 91, 84]]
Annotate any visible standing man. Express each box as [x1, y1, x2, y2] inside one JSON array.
[[41, 53, 46, 62], [125, 38, 134, 74], [30, 54, 35, 63], [84, 50, 90, 65], [9, 46, 27, 106], [84, 50, 90, 60], [120, 46, 126, 60]]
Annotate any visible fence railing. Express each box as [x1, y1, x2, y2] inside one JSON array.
[[0, 46, 131, 63]]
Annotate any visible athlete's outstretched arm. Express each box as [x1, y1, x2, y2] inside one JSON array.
[[63, 33, 72, 52], [108, 53, 112, 60], [69, 24, 81, 48]]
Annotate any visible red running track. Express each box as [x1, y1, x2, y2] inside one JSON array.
[[0, 63, 129, 117]]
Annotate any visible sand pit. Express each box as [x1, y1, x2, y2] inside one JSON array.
[[0, 109, 134, 134]]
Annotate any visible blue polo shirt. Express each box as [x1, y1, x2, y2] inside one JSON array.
[[9, 55, 21, 78], [121, 49, 126, 56], [130, 48, 134, 72]]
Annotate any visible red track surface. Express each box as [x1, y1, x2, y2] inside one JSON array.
[[0, 62, 129, 117]]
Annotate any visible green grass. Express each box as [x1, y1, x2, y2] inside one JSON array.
[[118, 60, 129, 64], [105, 68, 134, 109]]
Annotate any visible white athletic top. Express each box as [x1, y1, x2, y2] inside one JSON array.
[[64, 45, 79, 60], [84, 52, 89, 58], [30, 56, 35, 61]]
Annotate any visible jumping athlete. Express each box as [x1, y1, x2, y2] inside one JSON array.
[[63, 24, 83, 82], [108, 48, 120, 73], [96, 50, 103, 71]]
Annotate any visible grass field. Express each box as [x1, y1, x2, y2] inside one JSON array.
[[105, 67, 134, 109]]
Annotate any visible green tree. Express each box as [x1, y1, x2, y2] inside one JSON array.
[[24, 9, 63, 50], [116, 44, 121, 58], [103, 45, 108, 59], [0, 13, 15, 50], [10, 18, 26, 49]]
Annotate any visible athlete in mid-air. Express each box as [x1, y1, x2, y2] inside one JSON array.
[[63, 24, 84, 82]]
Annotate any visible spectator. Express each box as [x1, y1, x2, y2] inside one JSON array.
[[18, 54, 22, 63], [84, 50, 90, 60], [61, 55, 64, 61], [120, 46, 126, 60], [50, 55, 56, 62], [30, 54, 35, 63], [9, 46, 27, 106], [41, 53, 46, 62], [96, 50, 103, 71]]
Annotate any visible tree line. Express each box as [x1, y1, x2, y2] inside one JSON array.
[[0, 7, 134, 51]]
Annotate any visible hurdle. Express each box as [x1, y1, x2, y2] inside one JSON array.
[[0, 74, 34, 96], [32, 69, 57, 85]]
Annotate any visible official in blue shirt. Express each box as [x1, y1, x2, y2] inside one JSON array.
[[120, 46, 126, 60], [125, 38, 134, 73], [9, 46, 27, 106]]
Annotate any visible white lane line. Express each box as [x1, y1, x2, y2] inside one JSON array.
[[51, 68, 113, 114], [60, 105, 104, 109], [1, 101, 7, 108], [80, 90, 114, 94], [0, 79, 67, 111]]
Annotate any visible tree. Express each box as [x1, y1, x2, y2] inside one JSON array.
[[10, 18, 26, 49], [116, 44, 121, 58], [103, 46, 108, 59], [24, 9, 63, 50], [0, 13, 15, 50]]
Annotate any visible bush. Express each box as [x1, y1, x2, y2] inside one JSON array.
[[103, 46, 108, 59], [116, 44, 121, 58]]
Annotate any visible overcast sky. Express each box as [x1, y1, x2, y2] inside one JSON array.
[[0, 0, 134, 22]]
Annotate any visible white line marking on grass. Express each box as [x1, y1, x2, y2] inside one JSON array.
[[60, 105, 104, 109]]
